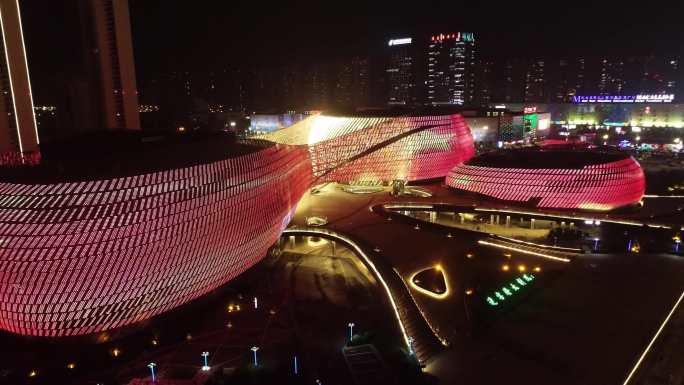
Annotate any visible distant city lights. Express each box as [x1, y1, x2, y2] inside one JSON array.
[[139, 104, 160, 113], [430, 32, 475, 42]]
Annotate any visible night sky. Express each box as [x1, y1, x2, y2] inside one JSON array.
[[19, 0, 684, 103]]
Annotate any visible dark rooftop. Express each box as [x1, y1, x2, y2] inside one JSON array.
[[0, 131, 272, 184], [465, 146, 634, 169]]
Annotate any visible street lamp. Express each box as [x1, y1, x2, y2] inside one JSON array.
[[293, 355, 299, 375], [147, 362, 157, 383], [674, 236, 681, 253], [251, 346, 259, 367], [201, 351, 210, 371], [347, 322, 355, 341], [253, 296, 258, 309]]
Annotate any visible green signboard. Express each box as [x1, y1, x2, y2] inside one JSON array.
[[485, 274, 535, 306]]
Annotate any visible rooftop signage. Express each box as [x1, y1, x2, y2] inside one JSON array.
[[572, 94, 675, 103], [430, 32, 475, 42], [388, 38, 412, 46]]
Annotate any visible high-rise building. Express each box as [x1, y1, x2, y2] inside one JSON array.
[[524, 59, 546, 102], [386, 37, 418, 105], [0, 0, 39, 164], [84, 0, 140, 129], [308, 62, 331, 110], [334, 56, 370, 108], [598, 58, 626, 95], [427, 32, 476, 106], [547, 58, 588, 102], [642, 56, 679, 96], [59, 0, 140, 132], [499, 58, 526, 103], [474, 59, 494, 106]]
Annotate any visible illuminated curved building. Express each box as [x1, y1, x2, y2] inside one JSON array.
[[0, 111, 475, 337], [446, 147, 645, 211], [0, 137, 311, 337], [262, 112, 475, 183]]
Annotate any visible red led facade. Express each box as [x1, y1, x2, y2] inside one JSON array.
[[446, 156, 645, 211], [0, 112, 476, 337], [0, 144, 311, 336], [264, 113, 475, 183], [0, 150, 40, 167]]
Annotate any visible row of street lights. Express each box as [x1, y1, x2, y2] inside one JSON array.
[[145, 322, 370, 382], [147, 351, 218, 382]]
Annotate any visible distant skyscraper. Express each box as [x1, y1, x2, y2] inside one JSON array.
[[0, 0, 39, 163], [500, 58, 526, 103], [474, 59, 494, 106], [386, 37, 417, 105], [599, 58, 626, 95], [427, 32, 476, 106], [642, 56, 679, 96], [314, 62, 333, 110], [334, 56, 370, 108], [524, 59, 546, 102]]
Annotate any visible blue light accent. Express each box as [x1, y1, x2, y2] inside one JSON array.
[[148, 363, 156, 383]]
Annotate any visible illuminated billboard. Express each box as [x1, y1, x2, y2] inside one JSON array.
[[388, 38, 412, 46], [572, 94, 675, 103]]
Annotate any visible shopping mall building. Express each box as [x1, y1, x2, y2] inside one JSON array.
[[0, 111, 646, 337], [0, 112, 473, 337]]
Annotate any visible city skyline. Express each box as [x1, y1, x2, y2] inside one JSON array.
[[19, 2, 684, 107]]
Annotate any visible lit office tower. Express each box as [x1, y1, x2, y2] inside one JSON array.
[[0, 0, 38, 164], [427, 32, 476, 106], [80, 0, 140, 130], [524, 59, 546, 102], [386, 37, 417, 105]]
